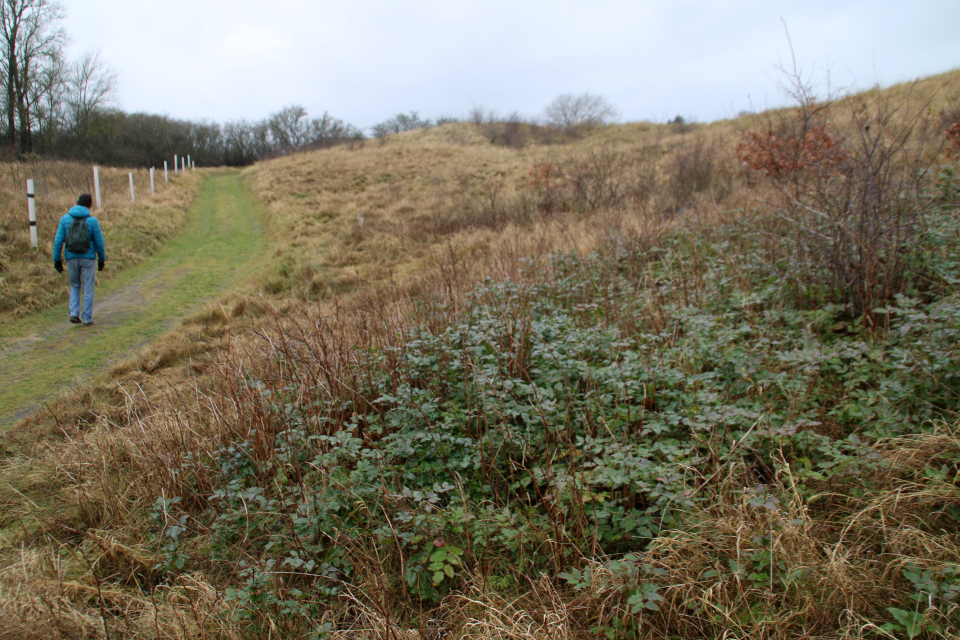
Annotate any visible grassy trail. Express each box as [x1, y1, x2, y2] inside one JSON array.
[[0, 173, 265, 430]]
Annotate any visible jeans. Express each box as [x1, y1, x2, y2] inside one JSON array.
[[66, 258, 96, 323]]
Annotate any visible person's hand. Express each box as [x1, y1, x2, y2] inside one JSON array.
[[98, 261, 104, 272], [54, 261, 63, 273]]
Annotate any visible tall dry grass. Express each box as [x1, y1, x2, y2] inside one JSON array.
[[3, 400, 956, 638], [245, 70, 960, 315], [242, 109, 744, 306], [0, 69, 959, 639]]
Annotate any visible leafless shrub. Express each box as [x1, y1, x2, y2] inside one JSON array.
[[469, 106, 565, 147], [414, 173, 530, 237], [942, 105, 960, 157], [471, 110, 539, 148], [666, 136, 730, 210], [528, 144, 660, 216], [371, 121, 391, 146], [489, 111, 529, 148], [371, 111, 432, 146], [469, 104, 493, 127], [528, 163, 568, 215], [544, 92, 619, 135], [565, 145, 633, 211], [567, 144, 659, 211], [738, 83, 941, 313]]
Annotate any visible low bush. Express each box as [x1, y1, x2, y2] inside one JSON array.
[[738, 92, 943, 314], [667, 135, 731, 209], [528, 144, 659, 216]]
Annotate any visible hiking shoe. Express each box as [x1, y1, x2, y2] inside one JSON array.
[[82, 321, 94, 326], [70, 316, 81, 324]]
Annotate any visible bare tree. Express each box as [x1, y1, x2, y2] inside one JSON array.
[[469, 104, 494, 127], [223, 119, 255, 166], [308, 111, 361, 148], [0, 0, 66, 155], [268, 104, 309, 151], [66, 48, 117, 147], [189, 118, 223, 166], [391, 111, 430, 132], [28, 39, 63, 149], [250, 119, 271, 157], [544, 92, 618, 131]]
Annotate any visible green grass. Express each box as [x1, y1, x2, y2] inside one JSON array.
[[0, 173, 266, 429]]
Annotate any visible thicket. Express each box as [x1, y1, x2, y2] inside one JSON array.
[[46, 105, 365, 169], [134, 168, 960, 637]]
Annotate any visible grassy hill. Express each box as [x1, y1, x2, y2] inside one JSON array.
[[2, 69, 960, 639]]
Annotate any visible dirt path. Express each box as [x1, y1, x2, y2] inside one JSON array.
[[0, 173, 266, 430]]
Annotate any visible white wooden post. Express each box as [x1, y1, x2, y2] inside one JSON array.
[[27, 179, 37, 249], [164, 161, 169, 183], [129, 172, 135, 203], [150, 167, 155, 194], [93, 166, 101, 209], [192, 161, 196, 170], [174, 154, 178, 175], [187, 154, 191, 171], [182, 157, 186, 173]]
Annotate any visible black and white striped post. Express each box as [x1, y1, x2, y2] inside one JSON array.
[[93, 166, 102, 209], [129, 172, 135, 203], [27, 179, 37, 249]]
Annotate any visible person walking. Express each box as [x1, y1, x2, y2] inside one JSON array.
[[53, 194, 106, 326]]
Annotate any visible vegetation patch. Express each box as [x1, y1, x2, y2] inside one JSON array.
[[2, 71, 960, 639]]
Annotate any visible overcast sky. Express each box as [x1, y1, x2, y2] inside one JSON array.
[[60, 0, 958, 131]]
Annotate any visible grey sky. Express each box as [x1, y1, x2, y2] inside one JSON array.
[[61, 0, 959, 130]]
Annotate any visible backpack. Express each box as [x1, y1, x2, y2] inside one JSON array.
[[65, 216, 90, 254]]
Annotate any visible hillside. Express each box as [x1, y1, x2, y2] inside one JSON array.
[[2, 69, 960, 639]]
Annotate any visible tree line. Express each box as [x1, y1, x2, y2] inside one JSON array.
[[0, 0, 620, 168], [0, 0, 364, 167], [76, 106, 364, 168]]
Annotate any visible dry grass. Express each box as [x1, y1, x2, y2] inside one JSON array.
[[6, 416, 954, 638], [245, 69, 960, 316], [0, 545, 239, 639], [243, 116, 734, 306], [1, 69, 959, 639]]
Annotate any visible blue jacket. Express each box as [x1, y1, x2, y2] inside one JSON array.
[[53, 206, 106, 262]]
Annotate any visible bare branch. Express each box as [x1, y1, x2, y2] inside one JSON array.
[[544, 92, 618, 131]]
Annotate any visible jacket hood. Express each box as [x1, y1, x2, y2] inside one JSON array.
[[68, 205, 91, 218]]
